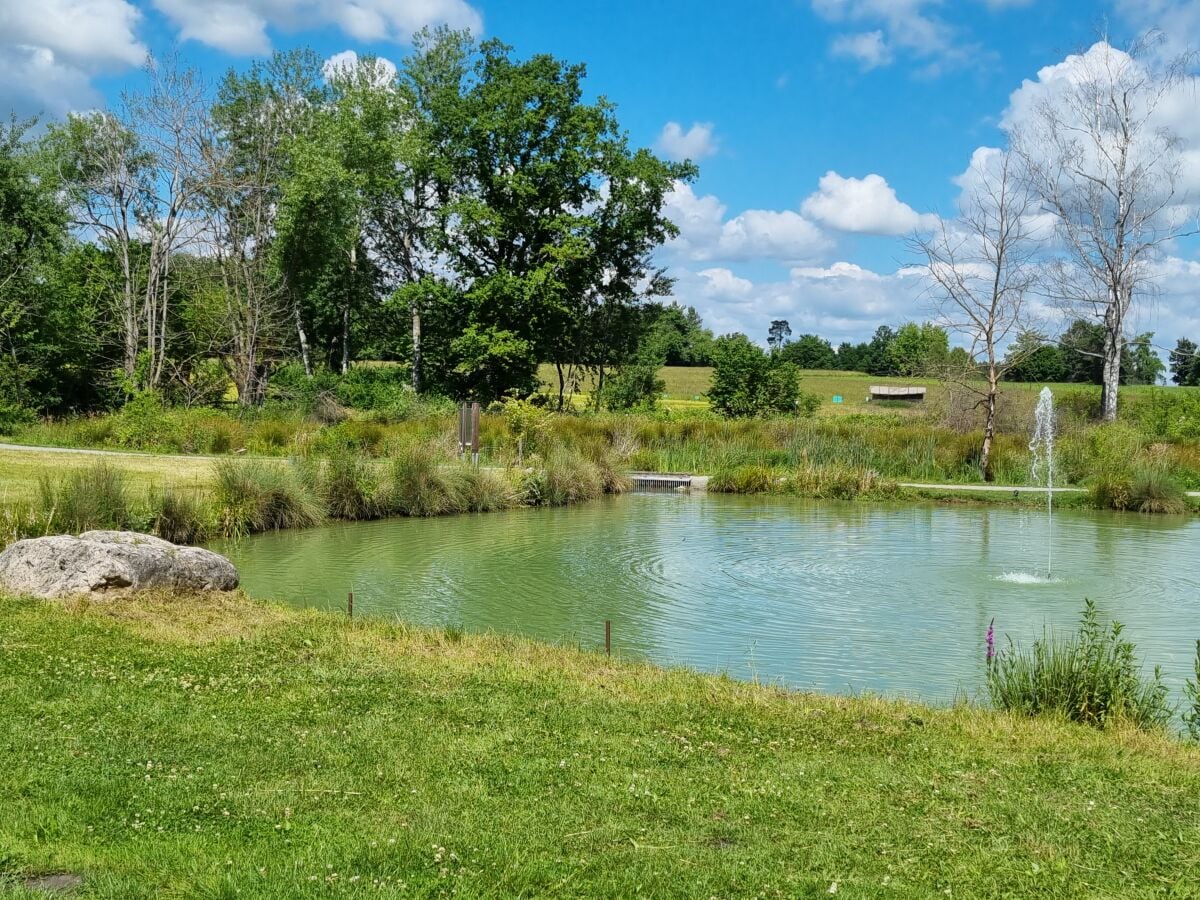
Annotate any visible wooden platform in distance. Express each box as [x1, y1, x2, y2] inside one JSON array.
[[868, 385, 927, 402]]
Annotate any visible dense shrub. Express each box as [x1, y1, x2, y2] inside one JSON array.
[[986, 600, 1172, 731], [709, 334, 813, 418], [600, 364, 665, 411], [0, 403, 36, 435], [1123, 389, 1200, 440]]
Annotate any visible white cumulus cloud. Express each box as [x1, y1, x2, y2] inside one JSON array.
[[802, 171, 936, 235], [0, 0, 146, 117], [656, 121, 719, 162], [668, 261, 928, 343], [151, 0, 483, 55], [811, 0, 971, 72], [664, 181, 833, 265]]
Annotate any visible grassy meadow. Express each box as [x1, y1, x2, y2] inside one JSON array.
[[1, 591, 1198, 898]]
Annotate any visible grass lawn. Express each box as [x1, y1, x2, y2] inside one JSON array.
[[1, 592, 1198, 897], [0, 449, 216, 505]]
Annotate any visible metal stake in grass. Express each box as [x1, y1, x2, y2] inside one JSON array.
[[348, 591, 354, 619], [605, 619, 611, 656]]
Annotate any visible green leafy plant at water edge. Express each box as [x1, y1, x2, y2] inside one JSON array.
[[986, 599, 1172, 731], [1184, 640, 1200, 742]]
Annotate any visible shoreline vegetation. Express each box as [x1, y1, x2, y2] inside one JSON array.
[[4, 370, 1200, 549], [1, 590, 1198, 896]]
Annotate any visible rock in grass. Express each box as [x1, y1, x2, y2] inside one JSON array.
[[0, 531, 238, 599]]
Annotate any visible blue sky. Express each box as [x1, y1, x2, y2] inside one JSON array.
[[2, 0, 1199, 352]]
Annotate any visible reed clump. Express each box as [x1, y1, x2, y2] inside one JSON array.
[[212, 460, 326, 538], [319, 450, 383, 520], [708, 463, 900, 500], [385, 443, 465, 516], [151, 489, 210, 544], [38, 461, 134, 533]]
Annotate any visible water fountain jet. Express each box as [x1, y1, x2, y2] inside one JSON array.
[[1029, 386, 1055, 579]]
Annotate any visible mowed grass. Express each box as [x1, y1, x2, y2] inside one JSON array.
[[0, 449, 215, 504], [1, 592, 1199, 898]]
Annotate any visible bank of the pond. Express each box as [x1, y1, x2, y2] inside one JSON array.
[[1, 591, 1198, 898]]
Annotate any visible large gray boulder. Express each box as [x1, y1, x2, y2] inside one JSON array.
[[0, 531, 238, 599]]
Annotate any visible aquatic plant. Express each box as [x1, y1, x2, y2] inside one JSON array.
[[449, 466, 517, 513], [985, 599, 1172, 731], [319, 450, 383, 520], [523, 447, 605, 506]]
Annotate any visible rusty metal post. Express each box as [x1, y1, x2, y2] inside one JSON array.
[[605, 620, 611, 656], [348, 591, 354, 619]]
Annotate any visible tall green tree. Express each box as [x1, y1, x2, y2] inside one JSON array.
[[780, 334, 836, 369], [889, 322, 949, 377], [1170, 338, 1200, 387], [426, 38, 694, 403], [275, 56, 394, 373], [0, 116, 93, 415]]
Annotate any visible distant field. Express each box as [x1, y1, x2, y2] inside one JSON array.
[[538, 365, 1197, 415]]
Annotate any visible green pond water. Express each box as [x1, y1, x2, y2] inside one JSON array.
[[215, 494, 1200, 703]]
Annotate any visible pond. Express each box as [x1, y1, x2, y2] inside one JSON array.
[[215, 494, 1200, 704]]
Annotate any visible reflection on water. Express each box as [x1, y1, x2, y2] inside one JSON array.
[[213, 495, 1200, 703]]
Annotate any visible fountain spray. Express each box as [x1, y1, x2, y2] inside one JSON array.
[[1029, 387, 1055, 579]]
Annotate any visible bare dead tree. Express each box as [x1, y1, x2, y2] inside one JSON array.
[[200, 124, 289, 406], [1012, 35, 1197, 421], [915, 151, 1039, 480], [124, 54, 215, 390]]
